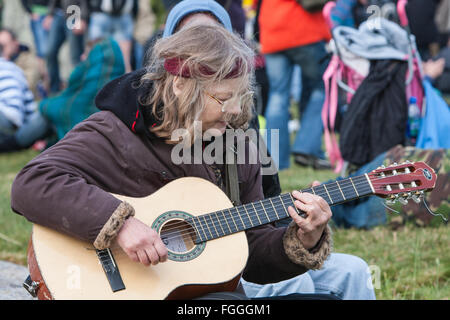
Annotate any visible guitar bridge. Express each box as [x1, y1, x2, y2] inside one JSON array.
[[96, 248, 126, 293]]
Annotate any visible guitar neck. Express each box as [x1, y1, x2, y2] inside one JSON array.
[[190, 174, 375, 243]]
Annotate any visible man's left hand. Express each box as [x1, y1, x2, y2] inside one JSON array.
[[287, 181, 332, 250]]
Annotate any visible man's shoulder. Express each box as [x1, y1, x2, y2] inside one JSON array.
[[74, 110, 133, 134], [0, 58, 24, 76]]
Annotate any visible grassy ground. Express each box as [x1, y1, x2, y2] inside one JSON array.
[[0, 150, 448, 299], [0, 149, 37, 264]]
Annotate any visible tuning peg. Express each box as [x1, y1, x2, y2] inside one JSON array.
[[386, 198, 396, 205], [411, 195, 421, 204], [386, 194, 397, 205], [406, 192, 421, 204]]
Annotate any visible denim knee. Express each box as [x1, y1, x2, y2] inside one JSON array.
[[308, 253, 376, 299]]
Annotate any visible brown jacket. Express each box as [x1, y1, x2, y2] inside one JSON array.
[[11, 93, 332, 286]]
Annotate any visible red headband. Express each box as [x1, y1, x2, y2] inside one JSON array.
[[163, 57, 245, 79]]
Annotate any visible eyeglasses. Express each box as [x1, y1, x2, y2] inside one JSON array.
[[206, 91, 254, 113]]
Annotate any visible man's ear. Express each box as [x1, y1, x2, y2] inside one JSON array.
[[172, 76, 184, 97]]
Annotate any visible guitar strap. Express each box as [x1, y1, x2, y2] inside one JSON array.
[[225, 152, 241, 207]]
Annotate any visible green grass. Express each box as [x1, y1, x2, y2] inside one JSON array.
[[0, 149, 38, 264], [0, 150, 448, 299]]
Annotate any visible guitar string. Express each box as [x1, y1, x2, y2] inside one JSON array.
[[104, 193, 311, 253], [126, 173, 426, 242], [106, 199, 428, 258], [145, 170, 427, 239], [137, 175, 369, 237], [104, 183, 413, 261], [125, 180, 416, 245], [137, 172, 427, 244], [137, 172, 424, 239], [105, 172, 428, 250], [140, 179, 370, 241]]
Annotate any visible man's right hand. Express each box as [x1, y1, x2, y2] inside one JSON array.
[[116, 217, 168, 266]]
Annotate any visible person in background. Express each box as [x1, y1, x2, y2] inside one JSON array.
[[87, 0, 138, 73], [405, 0, 442, 60], [0, 28, 41, 100], [329, 0, 359, 28], [422, 54, 448, 95], [0, 42, 50, 152], [131, 0, 156, 70], [20, 0, 51, 95], [0, 0, 3, 28], [216, 0, 246, 37], [435, 0, 450, 47], [258, 0, 332, 170], [39, 37, 125, 141], [44, 0, 88, 94], [424, 0, 450, 95]]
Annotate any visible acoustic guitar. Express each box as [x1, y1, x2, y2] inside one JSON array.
[[24, 161, 436, 299]]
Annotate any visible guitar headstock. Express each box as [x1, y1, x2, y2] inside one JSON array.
[[367, 161, 436, 205]]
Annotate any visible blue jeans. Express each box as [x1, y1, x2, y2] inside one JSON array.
[[331, 152, 387, 229], [264, 42, 328, 170], [88, 12, 134, 42], [0, 110, 51, 150], [240, 253, 376, 300], [46, 10, 84, 94], [30, 15, 49, 58]]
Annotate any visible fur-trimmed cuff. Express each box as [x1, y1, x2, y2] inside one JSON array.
[[282, 222, 333, 270], [93, 201, 135, 250]]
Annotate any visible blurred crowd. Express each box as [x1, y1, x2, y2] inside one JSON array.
[[0, 0, 449, 228]]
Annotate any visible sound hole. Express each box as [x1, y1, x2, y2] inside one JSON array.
[[160, 219, 196, 254]]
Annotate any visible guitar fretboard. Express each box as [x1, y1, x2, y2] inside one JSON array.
[[189, 174, 374, 243]]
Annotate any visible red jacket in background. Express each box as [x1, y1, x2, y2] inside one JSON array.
[[259, 0, 331, 54]]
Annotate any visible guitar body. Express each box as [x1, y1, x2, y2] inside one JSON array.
[[28, 177, 248, 300]]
